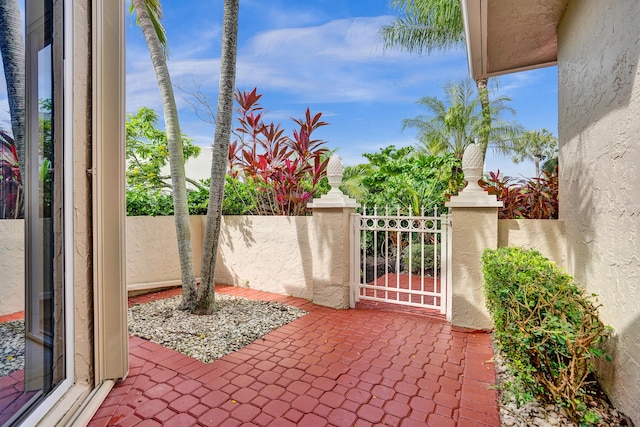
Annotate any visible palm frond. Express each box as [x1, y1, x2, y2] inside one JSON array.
[[129, 0, 169, 58]]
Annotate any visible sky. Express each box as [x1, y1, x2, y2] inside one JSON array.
[[0, 0, 559, 179]]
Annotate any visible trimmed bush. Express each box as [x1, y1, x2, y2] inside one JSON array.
[[482, 247, 611, 424]]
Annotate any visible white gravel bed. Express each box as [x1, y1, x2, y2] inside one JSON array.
[[0, 320, 25, 377], [128, 294, 307, 363]]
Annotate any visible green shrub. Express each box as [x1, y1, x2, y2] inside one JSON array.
[[126, 177, 262, 217], [482, 247, 611, 425], [126, 186, 174, 216], [402, 244, 438, 274]]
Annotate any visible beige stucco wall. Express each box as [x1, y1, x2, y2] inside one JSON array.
[[449, 207, 498, 330], [214, 215, 314, 299], [558, 0, 640, 423], [497, 219, 566, 268], [126, 216, 203, 291], [0, 220, 25, 316], [126, 215, 316, 300], [309, 209, 352, 309]]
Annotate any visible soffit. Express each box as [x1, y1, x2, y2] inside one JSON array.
[[463, 0, 569, 80]]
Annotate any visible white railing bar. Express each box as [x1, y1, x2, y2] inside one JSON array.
[[359, 285, 442, 298], [358, 295, 440, 309]]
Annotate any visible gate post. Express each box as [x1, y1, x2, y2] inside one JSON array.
[[445, 144, 502, 330], [308, 156, 359, 309]]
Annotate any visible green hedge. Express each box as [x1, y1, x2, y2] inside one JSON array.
[[482, 247, 611, 425]]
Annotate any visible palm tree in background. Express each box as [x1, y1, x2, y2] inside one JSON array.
[[130, 0, 198, 310], [404, 79, 521, 159], [196, 0, 239, 315], [380, 0, 494, 160], [0, 0, 26, 178], [511, 128, 558, 178]]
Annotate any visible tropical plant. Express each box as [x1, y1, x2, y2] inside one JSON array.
[[228, 88, 330, 216], [0, 0, 25, 173], [0, 131, 23, 218], [511, 128, 558, 178], [359, 145, 463, 214], [197, 0, 240, 314], [481, 169, 559, 219], [126, 107, 202, 190], [404, 79, 521, 159], [380, 0, 494, 159], [130, 0, 198, 309], [340, 163, 371, 201]]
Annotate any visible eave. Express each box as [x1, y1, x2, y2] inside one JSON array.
[[461, 0, 569, 80]]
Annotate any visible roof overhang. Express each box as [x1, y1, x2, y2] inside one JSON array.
[[461, 0, 569, 80]]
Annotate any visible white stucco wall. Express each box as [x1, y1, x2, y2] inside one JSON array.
[[0, 220, 25, 316], [558, 0, 640, 422], [498, 219, 566, 269]]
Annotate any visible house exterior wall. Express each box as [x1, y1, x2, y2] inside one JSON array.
[[558, 0, 640, 422], [497, 219, 566, 269]]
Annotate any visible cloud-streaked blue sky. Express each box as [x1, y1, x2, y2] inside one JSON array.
[[125, 0, 557, 177]]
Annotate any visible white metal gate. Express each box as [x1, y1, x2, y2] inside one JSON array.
[[350, 207, 452, 317]]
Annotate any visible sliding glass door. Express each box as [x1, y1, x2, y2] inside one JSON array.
[[0, 0, 67, 424]]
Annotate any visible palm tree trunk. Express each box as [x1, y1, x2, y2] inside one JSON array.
[[0, 0, 26, 175], [131, 0, 197, 308], [475, 77, 491, 162], [196, 0, 239, 315]]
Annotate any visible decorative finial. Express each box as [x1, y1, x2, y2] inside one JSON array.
[[461, 143, 484, 192], [326, 155, 344, 195]]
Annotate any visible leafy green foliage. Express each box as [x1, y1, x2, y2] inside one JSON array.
[[126, 107, 201, 190], [358, 145, 463, 214], [228, 88, 330, 215], [482, 247, 612, 425], [481, 169, 559, 219], [402, 243, 438, 274], [126, 185, 175, 216], [217, 176, 259, 216], [126, 176, 263, 216]]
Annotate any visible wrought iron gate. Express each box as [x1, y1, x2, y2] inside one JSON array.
[[350, 207, 451, 316]]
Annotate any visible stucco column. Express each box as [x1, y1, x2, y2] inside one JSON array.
[[308, 156, 359, 309], [445, 144, 502, 330]]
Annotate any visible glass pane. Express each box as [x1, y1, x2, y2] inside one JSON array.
[[0, 0, 65, 424]]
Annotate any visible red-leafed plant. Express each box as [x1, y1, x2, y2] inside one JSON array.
[[229, 88, 330, 215], [0, 131, 23, 219], [481, 169, 558, 219]]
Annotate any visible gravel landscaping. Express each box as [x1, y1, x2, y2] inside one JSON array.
[[0, 320, 25, 378]]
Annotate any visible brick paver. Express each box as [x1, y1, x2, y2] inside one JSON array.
[[88, 285, 500, 426]]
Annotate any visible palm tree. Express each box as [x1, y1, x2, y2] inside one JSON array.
[[380, 0, 493, 160], [196, 0, 239, 315], [404, 79, 521, 159], [0, 0, 26, 177], [511, 129, 558, 177], [130, 0, 198, 309]]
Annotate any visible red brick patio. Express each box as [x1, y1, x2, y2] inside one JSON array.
[[88, 285, 500, 426]]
